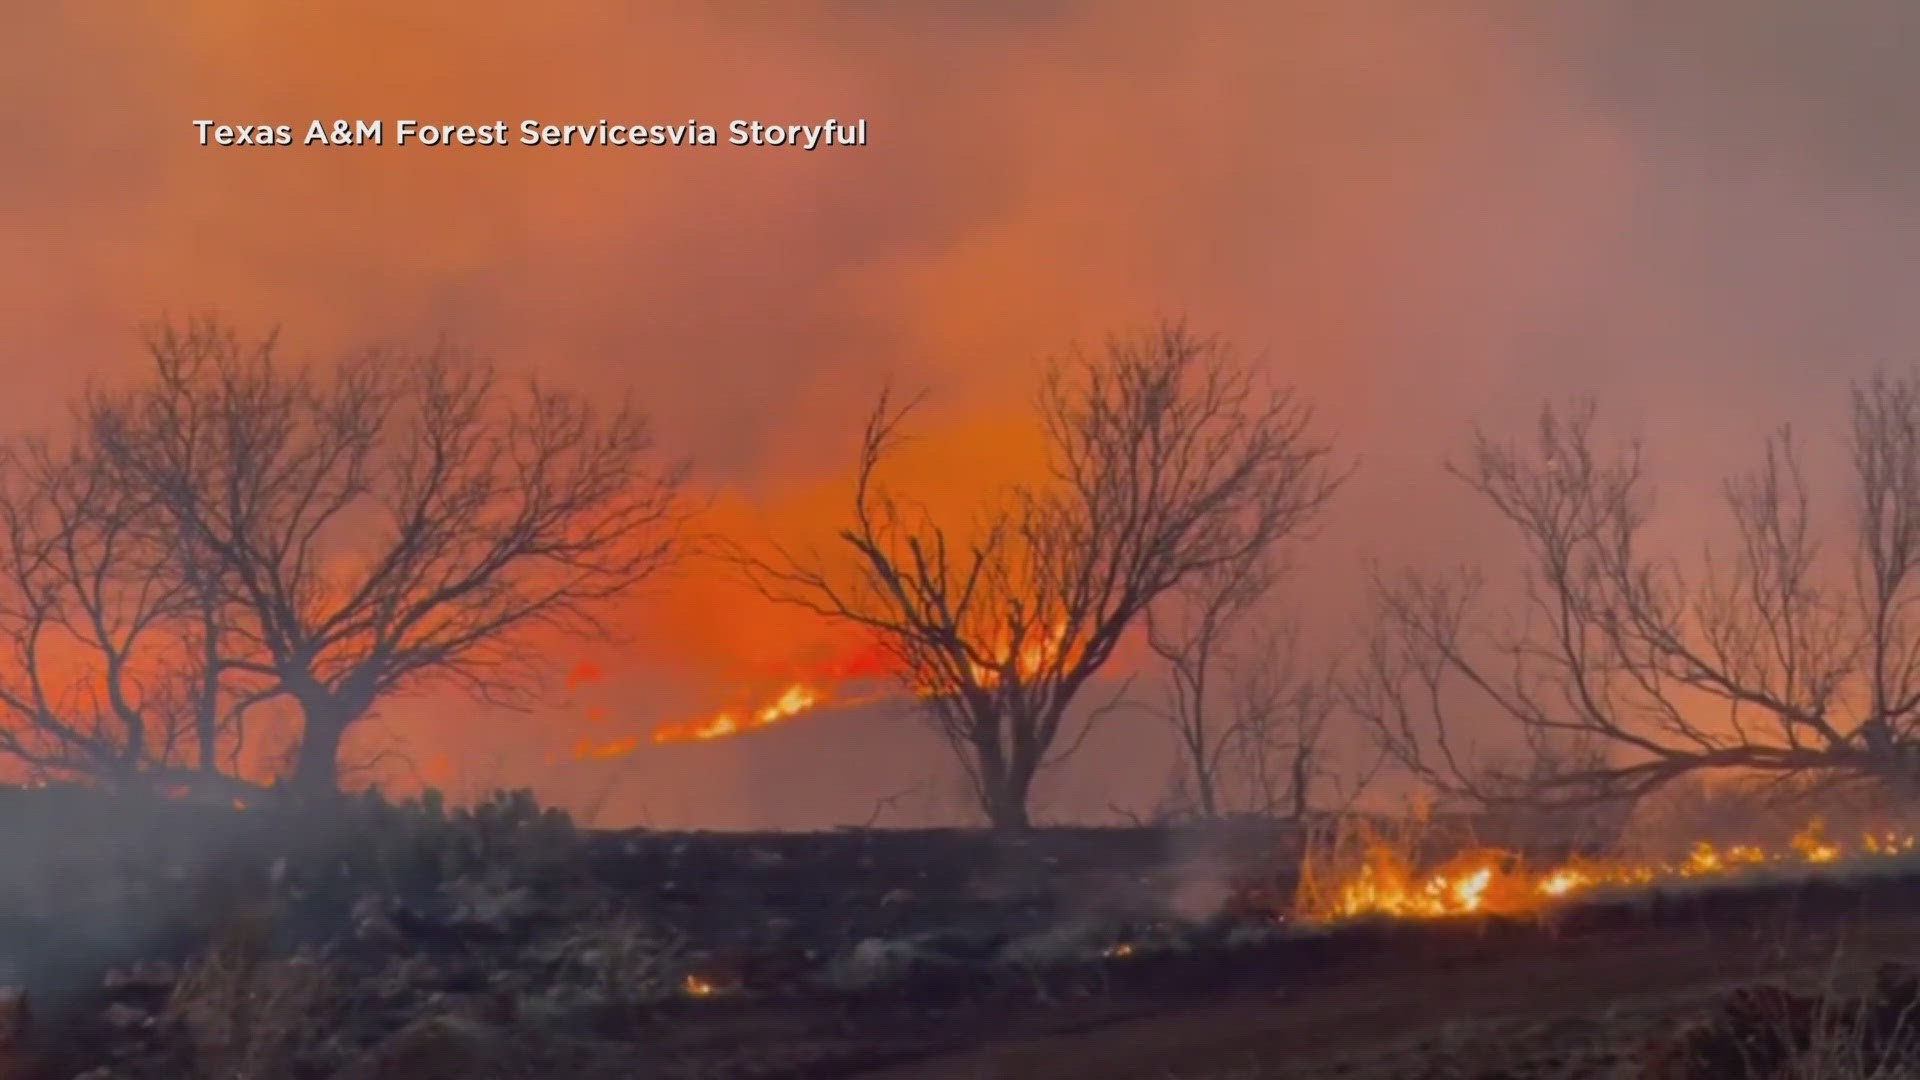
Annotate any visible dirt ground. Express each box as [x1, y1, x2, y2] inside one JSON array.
[[860, 907, 1920, 1079]]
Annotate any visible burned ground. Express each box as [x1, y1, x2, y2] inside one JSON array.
[[0, 789, 1917, 1079]]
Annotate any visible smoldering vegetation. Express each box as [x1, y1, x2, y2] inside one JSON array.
[[0, 783, 1300, 1078], [0, 783, 1912, 1078]]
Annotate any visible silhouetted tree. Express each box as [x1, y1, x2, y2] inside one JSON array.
[[1144, 551, 1339, 820], [740, 322, 1344, 828], [87, 318, 690, 794], [0, 436, 198, 784], [1355, 378, 1920, 808]]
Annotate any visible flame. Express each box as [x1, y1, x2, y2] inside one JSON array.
[[1790, 819, 1840, 864], [682, 974, 715, 997], [1865, 830, 1916, 855], [1312, 819, 1920, 924], [653, 682, 824, 744], [644, 617, 1086, 752], [574, 736, 639, 761], [1323, 848, 1512, 920], [960, 620, 1072, 689]]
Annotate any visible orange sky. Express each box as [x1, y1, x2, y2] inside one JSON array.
[[7, 3, 1920, 826]]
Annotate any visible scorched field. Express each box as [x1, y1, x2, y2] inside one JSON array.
[[2, 787, 1919, 1079]]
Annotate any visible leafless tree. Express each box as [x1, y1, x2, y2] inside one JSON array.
[[0, 433, 256, 792], [86, 317, 691, 795], [1354, 377, 1920, 811], [1235, 623, 1344, 819], [738, 322, 1345, 828], [1144, 552, 1339, 820]]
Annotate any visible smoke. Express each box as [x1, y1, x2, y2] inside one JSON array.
[[6, 3, 1920, 825]]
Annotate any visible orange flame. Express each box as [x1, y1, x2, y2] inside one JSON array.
[[642, 619, 1082, 752], [574, 735, 640, 761], [1310, 817, 1914, 924], [569, 677, 899, 760], [653, 682, 824, 744], [960, 620, 1072, 689]]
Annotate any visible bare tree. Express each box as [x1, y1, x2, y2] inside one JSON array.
[[1235, 623, 1343, 819], [1144, 552, 1339, 819], [1355, 378, 1920, 810], [1146, 555, 1270, 820], [0, 432, 255, 791], [87, 317, 690, 795], [739, 322, 1344, 828]]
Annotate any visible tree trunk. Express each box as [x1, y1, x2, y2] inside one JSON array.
[[1289, 747, 1313, 821], [194, 601, 221, 776], [1193, 757, 1219, 819], [978, 750, 1039, 829], [290, 712, 348, 795], [982, 780, 1032, 829]]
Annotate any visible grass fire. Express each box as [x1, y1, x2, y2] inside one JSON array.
[[14, 784, 1920, 1080], [1302, 819, 1901, 923], [651, 682, 826, 744], [14, 4, 1920, 1079]]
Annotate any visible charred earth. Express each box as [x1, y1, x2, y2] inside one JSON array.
[[1, 788, 1919, 1078]]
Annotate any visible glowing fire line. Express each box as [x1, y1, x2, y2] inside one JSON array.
[[1311, 820, 1910, 923], [654, 683, 823, 744], [640, 621, 1074, 751]]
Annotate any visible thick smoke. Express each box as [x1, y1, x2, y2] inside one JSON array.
[[4, 3, 1920, 825]]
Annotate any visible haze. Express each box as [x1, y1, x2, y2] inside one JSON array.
[[4, 1, 1917, 828]]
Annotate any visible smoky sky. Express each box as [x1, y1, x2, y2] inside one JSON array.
[[4, 2, 1920, 826]]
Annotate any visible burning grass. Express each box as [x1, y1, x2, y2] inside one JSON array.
[[635, 617, 1077, 750], [1294, 811, 1920, 926], [652, 682, 824, 744], [24, 779, 1920, 1079]]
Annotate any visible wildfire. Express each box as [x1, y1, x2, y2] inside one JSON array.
[[574, 736, 639, 761], [652, 683, 824, 744], [1323, 849, 1509, 920], [640, 618, 1081, 752], [610, 675, 898, 753], [643, 617, 1099, 751], [962, 620, 1072, 689], [1312, 819, 1918, 924], [1865, 831, 1916, 855]]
